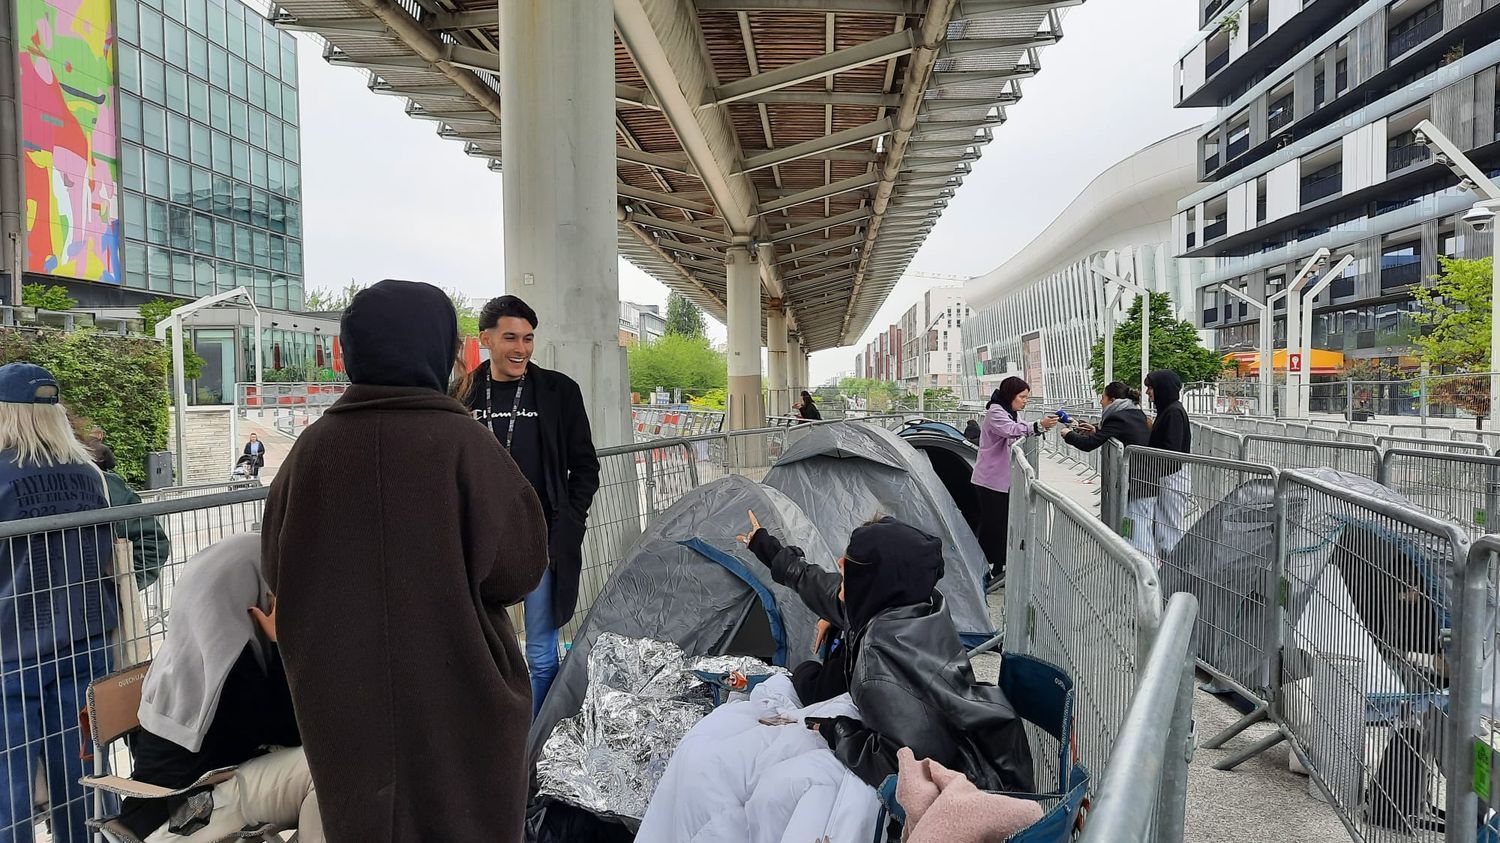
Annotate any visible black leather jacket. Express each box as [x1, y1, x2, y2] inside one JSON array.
[[752, 535, 1035, 792]]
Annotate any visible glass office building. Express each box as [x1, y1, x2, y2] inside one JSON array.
[[114, 0, 304, 309]]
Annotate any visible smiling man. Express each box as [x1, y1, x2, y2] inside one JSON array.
[[465, 295, 601, 715]]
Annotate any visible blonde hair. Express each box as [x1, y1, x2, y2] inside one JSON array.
[[0, 402, 97, 467]]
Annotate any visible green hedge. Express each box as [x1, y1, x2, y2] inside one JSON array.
[[0, 328, 170, 487]]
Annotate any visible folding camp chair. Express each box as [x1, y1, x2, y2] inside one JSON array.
[[871, 653, 1090, 843], [77, 662, 284, 843]]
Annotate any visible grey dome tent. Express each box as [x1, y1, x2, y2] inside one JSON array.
[[897, 420, 982, 535], [764, 421, 995, 645], [527, 474, 840, 769]]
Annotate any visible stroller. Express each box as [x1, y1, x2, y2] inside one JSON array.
[[232, 453, 258, 480]]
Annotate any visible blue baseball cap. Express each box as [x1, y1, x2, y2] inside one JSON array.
[[0, 363, 60, 405]]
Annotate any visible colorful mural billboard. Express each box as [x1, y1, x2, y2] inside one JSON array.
[[18, 0, 120, 283]]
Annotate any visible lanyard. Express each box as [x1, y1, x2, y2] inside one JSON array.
[[486, 371, 527, 451]]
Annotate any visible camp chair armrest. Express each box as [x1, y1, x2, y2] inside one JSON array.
[[81, 767, 237, 800]]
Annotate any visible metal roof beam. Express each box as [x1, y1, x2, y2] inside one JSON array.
[[425, 10, 494, 31], [903, 153, 980, 170], [697, 0, 920, 10], [654, 238, 729, 262], [759, 172, 879, 214], [920, 94, 1019, 113], [615, 84, 661, 110], [784, 252, 861, 279], [782, 233, 867, 262], [368, 81, 471, 101], [731, 90, 902, 107], [770, 208, 874, 242], [711, 30, 918, 106], [275, 15, 388, 36], [327, 53, 431, 71], [623, 212, 733, 243], [943, 34, 1058, 57], [928, 67, 1038, 92], [616, 147, 695, 176], [954, 0, 1083, 17], [740, 118, 892, 173], [617, 184, 715, 215], [906, 133, 989, 152], [406, 106, 493, 123]]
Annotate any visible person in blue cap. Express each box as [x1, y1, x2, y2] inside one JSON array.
[[0, 362, 118, 842]]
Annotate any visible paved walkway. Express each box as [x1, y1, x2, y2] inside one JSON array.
[[238, 412, 296, 483]]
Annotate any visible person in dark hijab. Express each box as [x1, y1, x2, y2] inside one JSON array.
[[1127, 370, 1193, 559], [794, 390, 822, 422], [261, 279, 549, 842], [739, 514, 1034, 792]]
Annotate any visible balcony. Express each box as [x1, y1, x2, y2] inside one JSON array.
[[1206, 51, 1230, 78], [1331, 276, 1355, 299], [1204, 152, 1221, 171], [1300, 171, 1342, 205], [1386, 143, 1430, 173], [1388, 9, 1442, 60], [1226, 135, 1250, 160], [1203, 218, 1228, 242], [1380, 260, 1422, 292], [1249, 20, 1269, 44], [1202, 307, 1218, 325], [1267, 109, 1293, 135], [1186, 231, 1198, 249], [1335, 69, 1348, 93]]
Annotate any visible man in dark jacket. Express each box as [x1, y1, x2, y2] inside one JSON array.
[[740, 515, 1034, 793], [1126, 370, 1194, 558], [263, 280, 550, 842], [465, 295, 601, 715], [91, 443, 171, 590]]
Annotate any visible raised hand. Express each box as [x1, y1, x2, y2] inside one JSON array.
[[735, 509, 764, 547]]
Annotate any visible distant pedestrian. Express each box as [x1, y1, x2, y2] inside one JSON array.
[[0, 363, 117, 843], [969, 376, 1057, 585], [794, 390, 822, 422], [1126, 370, 1193, 558], [242, 433, 266, 477], [463, 295, 601, 718], [261, 280, 549, 841]]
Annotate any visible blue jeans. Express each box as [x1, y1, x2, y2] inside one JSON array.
[[524, 567, 560, 717], [0, 638, 111, 843]]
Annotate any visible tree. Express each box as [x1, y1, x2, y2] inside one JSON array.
[[628, 334, 727, 399], [303, 280, 364, 312], [22, 284, 77, 311], [444, 287, 481, 337], [138, 299, 204, 380], [1412, 256, 1492, 418], [665, 293, 706, 339], [1088, 291, 1225, 392], [922, 387, 960, 411], [838, 377, 903, 412]]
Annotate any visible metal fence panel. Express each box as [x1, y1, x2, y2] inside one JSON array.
[[1449, 536, 1500, 843], [1378, 450, 1500, 541], [1005, 449, 1164, 794], [1375, 436, 1487, 456], [1240, 435, 1381, 480], [1191, 421, 1244, 462], [1125, 447, 1278, 704], [1274, 470, 1470, 843]]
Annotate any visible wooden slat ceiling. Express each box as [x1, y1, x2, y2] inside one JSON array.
[[272, 0, 1079, 350]]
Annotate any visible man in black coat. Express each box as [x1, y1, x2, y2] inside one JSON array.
[[466, 295, 601, 715]]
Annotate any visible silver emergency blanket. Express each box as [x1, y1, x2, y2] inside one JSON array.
[[764, 421, 994, 643], [528, 475, 839, 773], [536, 634, 783, 818]]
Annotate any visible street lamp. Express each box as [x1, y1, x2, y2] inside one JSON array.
[[1220, 283, 1283, 416], [1296, 253, 1356, 420], [1283, 248, 1332, 419], [1414, 119, 1500, 430], [1093, 256, 1151, 392]]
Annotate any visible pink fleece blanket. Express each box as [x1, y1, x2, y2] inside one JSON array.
[[895, 747, 1043, 842]]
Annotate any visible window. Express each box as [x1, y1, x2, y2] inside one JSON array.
[[229, 57, 247, 99], [121, 144, 144, 192], [211, 130, 231, 172], [249, 109, 266, 147], [232, 140, 250, 181], [173, 251, 194, 295], [210, 88, 229, 131], [148, 246, 171, 292], [119, 44, 141, 94], [251, 189, 268, 229], [169, 204, 192, 250], [250, 149, 267, 189], [162, 0, 185, 23], [265, 77, 282, 119], [193, 212, 214, 254], [145, 150, 170, 198], [263, 36, 281, 80], [118, 1, 139, 45], [186, 0, 206, 32], [214, 218, 234, 259], [205, 0, 226, 46], [285, 201, 301, 238], [270, 234, 285, 271], [188, 33, 209, 78], [285, 163, 300, 199], [208, 44, 228, 90], [124, 193, 146, 241], [146, 199, 170, 243], [248, 68, 265, 109], [266, 118, 283, 157], [226, 12, 245, 55], [140, 7, 165, 55], [126, 242, 148, 290], [169, 158, 191, 205], [120, 95, 143, 143], [283, 125, 299, 164], [268, 157, 285, 196], [282, 86, 297, 125], [167, 111, 189, 160], [164, 19, 186, 68], [230, 98, 248, 140], [245, 23, 263, 68], [192, 167, 213, 212], [195, 258, 215, 297], [235, 225, 252, 264], [286, 241, 302, 275], [212, 176, 232, 218], [190, 122, 211, 168], [252, 230, 269, 268], [233, 182, 251, 224], [281, 48, 297, 87], [165, 66, 188, 114], [188, 77, 209, 123], [269, 195, 286, 233], [141, 54, 166, 104]]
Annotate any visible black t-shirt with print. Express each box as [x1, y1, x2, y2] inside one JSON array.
[[478, 375, 551, 517]]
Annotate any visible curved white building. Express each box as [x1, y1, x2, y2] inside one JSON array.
[[960, 129, 1210, 402]]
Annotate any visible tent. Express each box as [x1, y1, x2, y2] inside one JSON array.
[[764, 421, 995, 645], [527, 474, 840, 770], [897, 420, 982, 536]]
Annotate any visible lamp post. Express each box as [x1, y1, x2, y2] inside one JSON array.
[[1296, 254, 1356, 419], [1414, 119, 1500, 430], [1220, 283, 1282, 416], [1094, 257, 1151, 391], [1282, 248, 1333, 418]]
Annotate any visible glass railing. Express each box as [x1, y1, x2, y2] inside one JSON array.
[[1226, 136, 1250, 160], [1268, 110, 1293, 134], [1204, 152, 1220, 171], [1206, 51, 1230, 78], [1380, 260, 1423, 292], [1300, 172, 1342, 205], [1203, 219, 1229, 241], [1388, 11, 1441, 60], [1386, 143, 1430, 173], [1249, 21, 1269, 44]]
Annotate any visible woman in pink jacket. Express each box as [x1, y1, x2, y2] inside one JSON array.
[[970, 376, 1057, 585]]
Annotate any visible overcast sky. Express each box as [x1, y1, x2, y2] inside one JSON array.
[[295, 0, 1214, 386]]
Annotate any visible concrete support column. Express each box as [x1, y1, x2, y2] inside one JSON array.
[[726, 244, 765, 430], [499, 0, 625, 446], [0, 7, 23, 305], [787, 335, 805, 395], [766, 307, 789, 417]]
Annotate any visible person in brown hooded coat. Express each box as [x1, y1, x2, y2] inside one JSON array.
[[261, 279, 549, 842]]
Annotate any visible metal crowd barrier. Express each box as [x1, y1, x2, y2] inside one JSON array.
[[1240, 434, 1382, 480], [0, 488, 267, 840], [1004, 448, 1164, 802], [136, 479, 263, 503], [1378, 449, 1500, 541], [629, 406, 726, 440], [1375, 435, 1488, 456], [1449, 535, 1500, 843], [1077, 593, 1199, 843]]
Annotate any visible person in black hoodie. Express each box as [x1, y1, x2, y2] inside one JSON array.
[[737, 514, 1034, 793], [1124, 370, 1193, 559]]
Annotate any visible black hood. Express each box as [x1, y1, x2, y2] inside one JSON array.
[[842, 517, 944, 632], [1146, 369, 1183, 408], [341, 280, 457, 392]]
